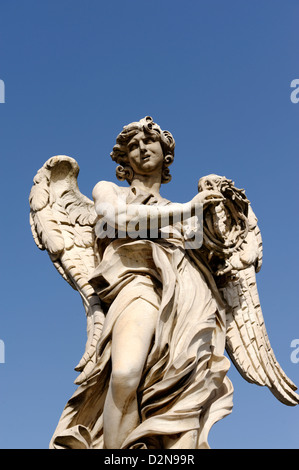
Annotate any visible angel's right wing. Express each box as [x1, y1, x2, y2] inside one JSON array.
[[29, 155, 105, 384]]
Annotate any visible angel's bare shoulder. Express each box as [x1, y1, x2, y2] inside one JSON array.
[[92, 180, 127, 204]]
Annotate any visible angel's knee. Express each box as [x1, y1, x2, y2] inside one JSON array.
[[110, 364, 142, 403]]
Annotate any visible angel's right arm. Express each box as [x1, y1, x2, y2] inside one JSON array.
[[92, 181, 200, 232]]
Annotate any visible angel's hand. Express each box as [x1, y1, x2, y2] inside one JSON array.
[[215, 263, 233, 276], [192, 189, 224, 207]]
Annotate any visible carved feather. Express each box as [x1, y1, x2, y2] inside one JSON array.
[[223, 266, 299, 405], [31, 206, 65, 255]]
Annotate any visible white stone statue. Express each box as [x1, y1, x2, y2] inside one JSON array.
[[29, 116, 299, 449]]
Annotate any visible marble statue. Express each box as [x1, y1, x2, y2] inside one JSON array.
[[29, 116, 299, 449]]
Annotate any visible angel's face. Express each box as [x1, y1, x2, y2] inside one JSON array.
[[126, 131, 164, 178]]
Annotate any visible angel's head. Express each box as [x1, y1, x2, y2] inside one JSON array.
[[110, 116, 175, 185]]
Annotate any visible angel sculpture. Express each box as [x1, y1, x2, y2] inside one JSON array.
[[29, 116, 299, 449]]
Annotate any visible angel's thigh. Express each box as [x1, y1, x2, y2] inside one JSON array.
[[110, 298, 158, 394]]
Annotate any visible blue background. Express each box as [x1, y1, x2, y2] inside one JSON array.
[[0, 0, 298, 448]]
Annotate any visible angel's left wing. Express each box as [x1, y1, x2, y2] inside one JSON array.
[[198, 174, 299, 406], [29, 155, 105, 384]]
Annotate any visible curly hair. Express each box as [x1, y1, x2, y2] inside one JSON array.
[[110, 116, 175, 184]]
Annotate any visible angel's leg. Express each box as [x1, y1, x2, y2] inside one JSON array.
[[103, 296, 158, 449]]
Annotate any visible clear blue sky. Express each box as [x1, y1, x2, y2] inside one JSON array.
[[0, 0, 298, 449]]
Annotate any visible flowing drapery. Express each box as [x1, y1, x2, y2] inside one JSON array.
[[49, 190, 233, 449]]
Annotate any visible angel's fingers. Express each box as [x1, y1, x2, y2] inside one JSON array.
[[200, 189, 223, 197], [205, 197, 224, 205], [206, 192, 223, 199], [216, 264, 232, 276]]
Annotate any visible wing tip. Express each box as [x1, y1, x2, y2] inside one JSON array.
[[270, 385, 299, 407]]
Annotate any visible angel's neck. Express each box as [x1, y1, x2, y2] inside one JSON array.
[[130, 174, 161, 197]]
